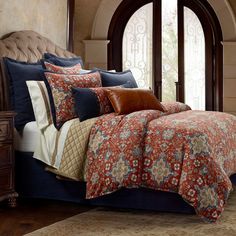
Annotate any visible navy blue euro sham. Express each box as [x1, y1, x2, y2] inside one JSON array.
[[3, 57, 45, 131], [100, 70, 138, 88], [43, 53, 83, 67]]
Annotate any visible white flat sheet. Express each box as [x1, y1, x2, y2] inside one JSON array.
[[14, 121, 40, 152]]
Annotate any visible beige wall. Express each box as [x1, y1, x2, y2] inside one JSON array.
[[74, 0, 102, 65], [223, 43, 236, 116], [0, 0, 68, 49], [74, 0, 236, 115]]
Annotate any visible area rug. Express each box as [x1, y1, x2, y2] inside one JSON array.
[[25, 190, 236, 236]]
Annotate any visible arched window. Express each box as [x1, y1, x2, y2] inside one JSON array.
[[108, 0, 223, 111]]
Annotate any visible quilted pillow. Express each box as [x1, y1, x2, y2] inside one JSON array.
[[43, 61, 82, 74], [43, 53, 83, 67], [3, 57, 45, 131], [72, 82, 134, 121], [105, 88, 165, 115], [44, 71, 102, 129], [100, 70, 138, 88]]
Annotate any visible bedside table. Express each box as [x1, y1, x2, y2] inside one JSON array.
[[0, 111, 18, 207]]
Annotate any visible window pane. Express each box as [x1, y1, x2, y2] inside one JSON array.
[[184, 7, 205, 110], [162, 0, 178, 102], [122, 3, 153, 88]]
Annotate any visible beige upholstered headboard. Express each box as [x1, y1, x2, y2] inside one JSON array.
[[0, 30, 76, 110]]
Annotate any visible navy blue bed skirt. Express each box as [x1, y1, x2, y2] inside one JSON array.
[[15, 151, 236, 214]]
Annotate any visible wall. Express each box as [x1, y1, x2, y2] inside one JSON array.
[[74, 0, 236, 114], [74, 0, 102, 65], [0, 0, 68, 49], [223, 0, 236, 116]]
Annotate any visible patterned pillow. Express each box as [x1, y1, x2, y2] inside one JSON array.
[[72, 82, 134, 121], [43, 61, 82, 74], [72, 87, 113, 122], [44, 71, 102, 128]]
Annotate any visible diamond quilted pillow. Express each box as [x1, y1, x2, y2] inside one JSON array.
[[44, 71, 102, 129]]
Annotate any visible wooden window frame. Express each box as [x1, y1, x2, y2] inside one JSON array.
[[108, 0, 223, 111]]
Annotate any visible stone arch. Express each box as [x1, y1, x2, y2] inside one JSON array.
[[91, 0, 236, 41]]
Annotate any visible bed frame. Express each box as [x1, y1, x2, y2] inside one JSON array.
[[0, 30, 76, 111], [0, 30, 235, 214]]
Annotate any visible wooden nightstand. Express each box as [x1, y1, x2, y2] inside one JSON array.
[[0, 111, 18, 207]]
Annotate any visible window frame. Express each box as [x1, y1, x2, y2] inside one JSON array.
[[108, 0, 223, 111]]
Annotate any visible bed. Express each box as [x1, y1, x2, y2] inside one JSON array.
[[0, 30, 236, 223]]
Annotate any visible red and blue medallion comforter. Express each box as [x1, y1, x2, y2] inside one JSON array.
[[85, 102, 236, 222]]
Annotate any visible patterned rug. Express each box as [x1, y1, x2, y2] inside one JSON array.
[[25, 190, 236, 236]]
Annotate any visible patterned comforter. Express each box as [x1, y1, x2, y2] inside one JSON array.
[[85, 102, 236, 222]]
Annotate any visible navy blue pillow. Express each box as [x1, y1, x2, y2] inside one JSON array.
[[3, 58, 45, 131], [72, 83, 134, 122], [72, 87, 101, 122], [43, 53, 83, 67], [100, 70, 138, 88]]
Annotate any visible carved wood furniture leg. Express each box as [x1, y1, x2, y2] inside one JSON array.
[[8, 197, 17, 208], [0, 112, 18, 208]]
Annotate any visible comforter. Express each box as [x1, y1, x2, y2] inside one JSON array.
[[34, 102, 236, 222], [85, 103, 236, 222]]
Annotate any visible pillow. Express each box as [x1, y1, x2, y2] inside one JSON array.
[[43, 61, 82, 74], [26, 81, 52, 130], [3, 57, 45, 131], [79, 69, 92, 74], [43, 53, 83, 67], [93, 68, 116, 73], [100, 70, 138, 88], [105, 88, 165, 115], [72, 82, 135, 121], [44, 71, 102, 128], [72, 87, 113, 122], [79, 69, 116, 74]]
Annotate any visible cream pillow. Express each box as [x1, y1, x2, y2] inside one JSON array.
[[26, 81, 52, 130]]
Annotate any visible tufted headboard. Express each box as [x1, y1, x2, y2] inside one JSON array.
[[0, 30, 76, 110]]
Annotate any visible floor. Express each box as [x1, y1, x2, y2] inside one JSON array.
[[0, 198, 93, 236]]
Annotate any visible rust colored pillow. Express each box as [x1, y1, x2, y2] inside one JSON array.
[[105, 88, 165, 115]]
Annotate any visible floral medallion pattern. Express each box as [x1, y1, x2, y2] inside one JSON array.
[[91, 88, 113, 114], [44, 61, 82, 74], [44, 71, 101, 127], [86, 102, 236, 222]]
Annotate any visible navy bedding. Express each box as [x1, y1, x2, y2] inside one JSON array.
[[15, 151, 236, 213], [15, 151, 195, 213]]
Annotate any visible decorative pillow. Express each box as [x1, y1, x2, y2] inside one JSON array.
[[3, 57, 45, 131], [72, 87, 113, 122], [79, 69, 92, 74], [26, 81, 52, 130], [93, 68, 116, 73], [43, 61, 82, 74], [72, 82, 134, 121], [100, 70, 138, 88], [80, 69, 116, 74], [105, 88, 165, 115], [44, 71, 102, 128], [43, 53, 83, 67]]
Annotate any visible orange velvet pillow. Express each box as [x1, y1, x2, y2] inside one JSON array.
[[105, 88, 165, 115]]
